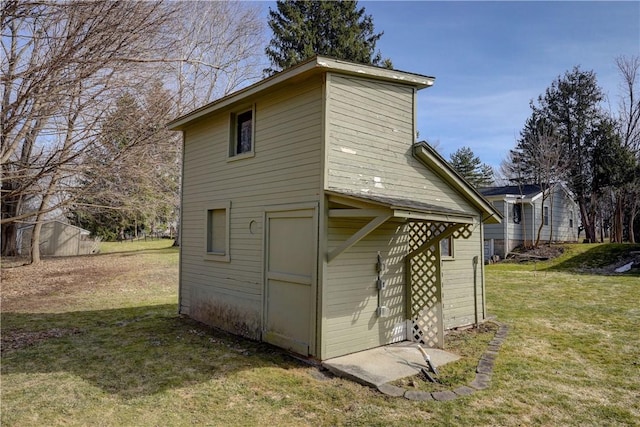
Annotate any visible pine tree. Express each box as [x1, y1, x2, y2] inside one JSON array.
[[265, 0, 391, 75], [449, 147, 494, 188], [531, 66, 606, 242], [70, 84, 180, 241]]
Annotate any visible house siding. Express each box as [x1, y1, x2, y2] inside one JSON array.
[[521, 201, 536, 244], [324, 74, 471, 212], [524, 188, 579, 244], [180, 75, 324, 339], [483, 201, 506, 240], [323, 219, 407, 359], [320, 73, 488, 358], [442, 221, 486, 329], [552, 188, 578, 241]]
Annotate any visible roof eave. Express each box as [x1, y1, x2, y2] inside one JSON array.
[[168, 56, 435, 130], [326, 190, 476, 224]]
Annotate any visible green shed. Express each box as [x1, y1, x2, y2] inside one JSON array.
[[169, 56, 501, 360]]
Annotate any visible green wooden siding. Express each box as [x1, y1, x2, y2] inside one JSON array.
[[323, 219, 407, 359], [323, 216, 487, 359], [180, 75, 324, 339], [325, 73, 471, 212]]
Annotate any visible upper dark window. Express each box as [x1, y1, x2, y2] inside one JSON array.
[[236, 110, 252, 154], [229, 107, 254, 159]]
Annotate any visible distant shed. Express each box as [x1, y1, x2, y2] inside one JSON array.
[[19, 220, 98, 257]]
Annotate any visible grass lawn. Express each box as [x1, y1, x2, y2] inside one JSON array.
[[1, 241, 639, 426]]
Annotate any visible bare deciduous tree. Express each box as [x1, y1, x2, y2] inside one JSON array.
[[1, 1, 265, 262], [169, 1, 266, 113], [615, 55, 640, 243], [504, 114, 566, 247], [2, 1, 173, 262]]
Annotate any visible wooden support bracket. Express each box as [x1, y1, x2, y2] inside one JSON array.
[[327, 213, 392, 263]]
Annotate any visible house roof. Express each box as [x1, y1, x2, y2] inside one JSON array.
[[481, 183, 579, 208], [479, 184, 543, 199], [412, 142, 502, 224], [167, 55, 435, 130], [18, 220, 90, 234]]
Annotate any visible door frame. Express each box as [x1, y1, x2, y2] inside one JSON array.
[[262, 203, 319, 356]]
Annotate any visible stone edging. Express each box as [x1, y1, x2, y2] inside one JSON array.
[[377, 322, 509, 401]]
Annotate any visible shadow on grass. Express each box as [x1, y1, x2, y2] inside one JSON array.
[[545, 243, 640, 275], [99, 246, 180, 257], [1, 304, 302, 398], [1, 246, 179, 268]]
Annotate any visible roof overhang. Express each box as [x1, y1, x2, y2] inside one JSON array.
[[484, 194, 537, 203], [326, 190, 477, 224], [412, 142, 502, 224], [326, 189, 479, 263], [168, 56, 435, 130]]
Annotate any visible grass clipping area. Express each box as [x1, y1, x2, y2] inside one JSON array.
[[2, 241, 639, 426]]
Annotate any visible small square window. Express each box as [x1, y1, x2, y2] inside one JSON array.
[[440, 236, 454, 259], [229, 107, 254, 158], [205, 202, 230, 261]]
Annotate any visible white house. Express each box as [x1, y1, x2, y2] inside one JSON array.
[[480, 183, 579, 258]]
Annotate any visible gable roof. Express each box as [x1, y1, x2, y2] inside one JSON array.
[[412, 141, 502, 224], [168, 55, 435, 130], [479, 184, 543, 199], [18, 220, 90, 234], [481, 183, 579, 208]]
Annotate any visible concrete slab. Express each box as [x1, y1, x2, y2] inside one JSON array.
[[322, 342, 460, 388]]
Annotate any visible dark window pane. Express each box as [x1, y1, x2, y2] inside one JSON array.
[[236, 110, 252, 154], [440, 237, 452, 257]]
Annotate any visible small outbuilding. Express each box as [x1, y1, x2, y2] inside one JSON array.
[[18, 220, 97, 257], [169, 56, 501, 360]]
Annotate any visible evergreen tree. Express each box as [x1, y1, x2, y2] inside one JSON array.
[[70, 84, 180, 241], [530, 66, 606, 242], [449, 146, 494, 188], [591, 117, 636, 242], [265, 0, 391, 75]]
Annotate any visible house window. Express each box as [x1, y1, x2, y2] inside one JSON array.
[[569, 210, 574, 228], [440, 236, 454, 259], [205, 202, 230, 261], [229, 106, 254, 158], [544, 206, 549, 226], [513, 203, 521, 224]]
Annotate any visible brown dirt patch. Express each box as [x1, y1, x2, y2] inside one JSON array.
[[1, 254, 140, 312], [506, 244, 564, 261], [1, 327, 82, 354]]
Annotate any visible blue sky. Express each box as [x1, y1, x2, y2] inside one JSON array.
[[360, 1, 640, 169], [261, 1, 639, 171]]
